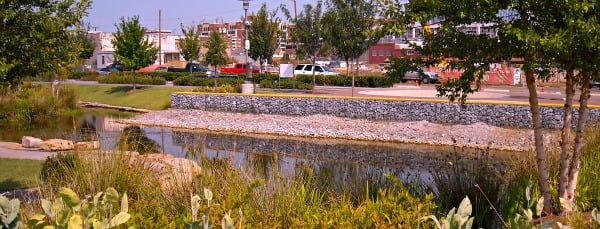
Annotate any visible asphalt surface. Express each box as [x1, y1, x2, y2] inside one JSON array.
[[0, 142, 56, 160], [311, 84, 600, 106]]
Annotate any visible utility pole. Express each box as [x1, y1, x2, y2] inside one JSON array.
[[159, 9, 162, 65]]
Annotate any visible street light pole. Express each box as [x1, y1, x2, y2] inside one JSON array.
[[243, 0, 252, 82]]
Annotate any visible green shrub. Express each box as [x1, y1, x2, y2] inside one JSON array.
[[70, 71, 99, 80], [0, 85, 78, 123], [97, 73, 166, 85]]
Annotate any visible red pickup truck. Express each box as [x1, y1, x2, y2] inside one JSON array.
[[220, 63, 260, 74]]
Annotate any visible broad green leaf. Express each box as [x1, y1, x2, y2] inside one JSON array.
[[105, 188, 119, 204], [68, 215, 83, 229], [41, 199, 54, 217], [204, 188, 213, 201], [109, 212, 131, 226], [457, 196, 472, 219], [120, 193, 128, 213], [59, 187, 81, 209], [221, 211, 234, 229], [93, 192, 103, 207]]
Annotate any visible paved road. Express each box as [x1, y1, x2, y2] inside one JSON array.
[[0, 142, 56, 160], [311, 84, 600, 106]]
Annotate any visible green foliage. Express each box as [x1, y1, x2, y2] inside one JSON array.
[[112, 15, 157, 71], [148, 72, 190, 81], [0, 0, 92, 90], [248, 3, 281, 70], [422, 196, 475, 229], [293, 74, 392, 87], [173, 76, 244, 88], [0, 194, 21, 229], [0, 85, 78, 124], [97, 73, 166, 85], [27, 187, 131, 229], [203, 30, 228, 73], [69, 71, 99, 80], [178, 23, 202, 65], [282, 0, 328, 63], [322, 0, 379, 68], [576, 126, 600, 210], [118, 126, 161, 155], [112, 15, 158, 90]]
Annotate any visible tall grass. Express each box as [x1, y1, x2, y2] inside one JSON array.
[[0, 83, 78, 123], [576, 125, 600, 211], [188, 144, 438, 228]]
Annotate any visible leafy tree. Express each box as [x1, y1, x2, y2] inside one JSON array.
[[77, 24, 96, 61], [248, 3, 281, 73], [0, 0, 92, 90], [282, 0, 328, 91], [178, 22, 202, 74], [380, 0, 600, 216], [112, 15, 158, 90], [204, 29, 228, 91], [322, 0, 378, 76]]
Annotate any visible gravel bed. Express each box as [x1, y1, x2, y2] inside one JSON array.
[[117, 109, 561, 152]]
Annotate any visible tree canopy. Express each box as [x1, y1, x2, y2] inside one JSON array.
[[0, 0, 92, 90], [178, 22, 202, 72], [322, 0, 378, 76], [112, 15, 158, 90], [248, 3, 281, 72], [380, 0, 600, 217]]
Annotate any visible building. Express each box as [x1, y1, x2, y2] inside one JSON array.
[[88, 29, 184, 69], [366, 22, 498, 65]]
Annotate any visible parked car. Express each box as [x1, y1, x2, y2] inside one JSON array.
[[221, 63, 260, 74], [402, 69, 439, 84], [294, 64, 339, 76], [97, 64, 127, 75], [168, 63, 216, 77], [138, 64, 168, 73]]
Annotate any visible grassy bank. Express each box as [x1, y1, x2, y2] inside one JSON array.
[[73, 84, 195, 110], [0, 158, 43, 191]]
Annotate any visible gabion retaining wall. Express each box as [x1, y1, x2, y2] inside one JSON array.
[[171, 93, 600, 129]]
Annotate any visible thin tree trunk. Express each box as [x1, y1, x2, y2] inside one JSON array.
[[346, 59, 350, 76], [565, 73, 591, 202], [558, 66, 575, 201], [525, 68, 555, 214], [351, 58, 355, 97], [133, 71, 137, 90], [311, 57, 316, 94]]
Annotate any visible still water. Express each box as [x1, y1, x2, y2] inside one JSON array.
[[0, 108, 531, 228], [0, 109, 528, 193]]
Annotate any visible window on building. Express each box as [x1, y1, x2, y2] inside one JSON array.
[[379, 50, 384, 56], [407, 50, 414, 56], [386, 50, 391, 56], [372, 50, 377, 56], [102, 56, 105, 65]]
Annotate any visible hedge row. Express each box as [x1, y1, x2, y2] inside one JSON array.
[[97, 74, 166, 85], [69, 71, 393, 88]]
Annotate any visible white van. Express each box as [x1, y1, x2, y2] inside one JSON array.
[[294, 64, 340, 76]]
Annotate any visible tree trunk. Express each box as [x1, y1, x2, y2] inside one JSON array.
[[345, 59, 350, 76], [351, 58, 355, 97], [525, 68, 555, 214], [565, 73, 591, 202], [311, 57, 316, 94], [133, 71, 137, 90], [558, 66, 575, 201]]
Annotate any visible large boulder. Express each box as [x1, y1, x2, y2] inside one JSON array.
[[39, 139, 74, 151], [139, 153, 201, 192], [22, 136, 43, 148], [74, 141, 100, 151]]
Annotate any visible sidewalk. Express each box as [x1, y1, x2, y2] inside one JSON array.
[[0, 142, 56, 160]]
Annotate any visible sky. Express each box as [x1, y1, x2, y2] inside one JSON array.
[[85, 0, 317, 34]]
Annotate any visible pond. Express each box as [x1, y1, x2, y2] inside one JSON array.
[[0, 108, 533, 228]]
